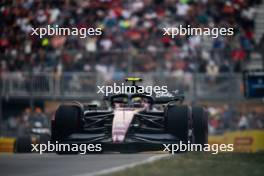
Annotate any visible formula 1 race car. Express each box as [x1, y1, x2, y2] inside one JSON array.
[[51, 78, 208, 153]]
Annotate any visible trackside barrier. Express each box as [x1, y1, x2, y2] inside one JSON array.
[[209, 130, 264, 153], [0, 130, 263, 153], [0, 137, 15, 153]]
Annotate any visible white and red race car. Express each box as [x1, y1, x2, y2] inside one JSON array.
[[51, 78, 208, 153]]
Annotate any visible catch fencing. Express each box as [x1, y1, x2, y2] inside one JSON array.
[[0, 72, 243, 101]]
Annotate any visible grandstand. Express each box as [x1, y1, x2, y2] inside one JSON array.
[[0, 0, 263, 73], [0, 0, 264, 136]]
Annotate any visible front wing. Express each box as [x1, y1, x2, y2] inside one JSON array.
[[58, 133, 180, 152]]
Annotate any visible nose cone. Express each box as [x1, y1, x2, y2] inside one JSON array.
[[112, 109, 140, 143]]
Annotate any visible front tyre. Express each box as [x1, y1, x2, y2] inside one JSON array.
[[52, 105, 82, 141], [166, 105, 190, 142], [192, 107, 208, 145]]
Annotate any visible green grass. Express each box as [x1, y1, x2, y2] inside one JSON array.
[[106, 153, 264, 176]]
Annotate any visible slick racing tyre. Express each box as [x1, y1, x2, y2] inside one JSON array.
[[14, 136, 32, 153], [53, 105, 82, 140], [192, 107, 208, 145], [166, 105, 190, 142]]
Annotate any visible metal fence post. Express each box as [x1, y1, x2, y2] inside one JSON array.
[[60, 72, 64, 104], [29, 72, 34, 111], [127, 50, 133, 75], [193, 73, 197, 104], [0, 76, 3, 136]]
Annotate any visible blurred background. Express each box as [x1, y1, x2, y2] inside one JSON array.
[[0, 0, 263, 146]]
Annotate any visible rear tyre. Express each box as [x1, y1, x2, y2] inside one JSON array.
[[53, 105, 82, 141], [166, 105, 190, 142], [192, 107, 208, 145], [14, 136, 32, 153]]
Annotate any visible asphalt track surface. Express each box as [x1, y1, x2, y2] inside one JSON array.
[[0, 153, 159, 176]]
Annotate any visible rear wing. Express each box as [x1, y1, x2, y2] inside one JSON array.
[[154, 91, 184, 104]]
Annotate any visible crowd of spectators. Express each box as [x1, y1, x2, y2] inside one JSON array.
[[208, 105, 264, 134], [1, 107, 51, 137], [0, 0, 262, 78]]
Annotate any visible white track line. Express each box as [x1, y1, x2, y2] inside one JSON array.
[[75, 154, 170, 176]]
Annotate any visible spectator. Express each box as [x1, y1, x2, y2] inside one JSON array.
[[0, 0, 260, 74], [238, 114, 249, 130]]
